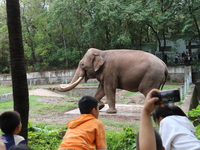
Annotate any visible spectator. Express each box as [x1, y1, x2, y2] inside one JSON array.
[[152, 104, 200, 150], [138, 89, 165, 150], [175, 54, 178, 64], [58, 95, 107, 150], [136, 129, 165, 150], [0, 111, 26, 150], [182, 51, 186, 58], [8, 144, 31, 150]]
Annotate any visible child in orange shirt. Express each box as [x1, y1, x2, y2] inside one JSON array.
[[58, 95, 107, 150]]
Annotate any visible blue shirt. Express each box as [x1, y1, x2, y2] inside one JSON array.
[[1, 134, 26, 150]]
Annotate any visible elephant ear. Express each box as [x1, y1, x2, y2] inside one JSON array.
[[93, 54, 106, 72]]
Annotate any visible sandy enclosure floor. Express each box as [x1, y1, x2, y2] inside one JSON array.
[[28, 88, 145, 125]]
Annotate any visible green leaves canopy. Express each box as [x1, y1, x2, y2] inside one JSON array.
[[0, 0, 200, 71]]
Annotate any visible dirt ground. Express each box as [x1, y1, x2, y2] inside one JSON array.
[[29, 88, 145, 125]]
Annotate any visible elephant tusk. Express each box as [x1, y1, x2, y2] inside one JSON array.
[[60, 76, 83, 89]]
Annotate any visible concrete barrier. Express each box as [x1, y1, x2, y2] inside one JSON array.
[[0, 93, 13, 102], [0, 66, 194, 104], [181, 84, 196, 115], [0, 66, 190, 86]]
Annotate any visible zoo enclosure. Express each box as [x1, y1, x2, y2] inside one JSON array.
[[0, 66, 192, 102]]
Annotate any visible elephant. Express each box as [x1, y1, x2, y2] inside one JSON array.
[[53, 48, 168, 113]]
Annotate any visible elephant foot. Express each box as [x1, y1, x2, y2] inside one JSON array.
[[98, 102, 105, 110], [106, 108, 117, 113]]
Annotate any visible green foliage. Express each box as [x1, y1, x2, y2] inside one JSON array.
[[188, 105, 200, 139], [106, 127, 137, 150], [172, 78, 178, 83], [27, 125, 138, 150], [28, 124, 66, 150], [66, 48, 82, 67], [1, 0, 200, 71]]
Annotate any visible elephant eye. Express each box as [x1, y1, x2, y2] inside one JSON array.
[[80, 63, 84, 67]]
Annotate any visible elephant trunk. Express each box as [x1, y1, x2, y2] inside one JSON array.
[[53, 76, 84, 92]]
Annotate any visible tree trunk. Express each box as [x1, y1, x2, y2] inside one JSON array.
[[6, 0, 29, 141], [188, 40, 192, 55]]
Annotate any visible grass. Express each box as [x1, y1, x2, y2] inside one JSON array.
[[0, 83, 183, 128], [0, 100, 13, 111], [29, 95, 78, 113], [102, 119, 140, 129], [121, 84, 183, 97], [78, 83, 98, 86], [0, 85, 12, 95], [0, 85, 46, 95]]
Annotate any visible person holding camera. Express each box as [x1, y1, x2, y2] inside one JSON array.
[[138, 89, 165, 150], [152, 104, 200, 150]]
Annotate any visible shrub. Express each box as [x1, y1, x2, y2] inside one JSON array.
[[106, 127, 137, 150], [188, 105, 200, 140], [28, 126, 137, 150], [28, 125, 66, 150]]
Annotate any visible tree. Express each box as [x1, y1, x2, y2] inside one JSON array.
[[180, 0, 200, 55], [6, 0, 29, 141]]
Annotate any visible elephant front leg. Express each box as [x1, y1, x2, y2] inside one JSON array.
[[94, 84, 105, 110], [105, 88, 117, 113]]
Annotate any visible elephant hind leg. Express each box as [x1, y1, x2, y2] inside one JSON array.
[[106, 107, 117, 113], [138, 79, 163, 97]]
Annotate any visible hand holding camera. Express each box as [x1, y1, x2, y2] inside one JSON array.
[[152, 89, 180, 105]]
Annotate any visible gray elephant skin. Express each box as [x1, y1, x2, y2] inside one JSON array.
[[53, 48, 168, 113]]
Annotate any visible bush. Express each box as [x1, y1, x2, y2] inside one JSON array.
[[28, 126, 66, 150], [28, 126, 137, 150], [106, 127, 137, 150], [188, 105, 200, 140]]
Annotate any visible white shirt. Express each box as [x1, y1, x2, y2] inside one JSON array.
[[159, 115, 200, 150]]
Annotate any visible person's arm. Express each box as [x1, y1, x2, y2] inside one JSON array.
[[139, 89, 161, 150], [0, 139, 6, 150], [96, 121, 107, 150]]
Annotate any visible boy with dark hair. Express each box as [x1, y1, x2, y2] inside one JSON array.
[[0, 111, 26, 150], [58, 95, 107, 150]]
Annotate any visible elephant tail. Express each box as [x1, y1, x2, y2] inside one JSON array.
[[160, 67, 168, 90]]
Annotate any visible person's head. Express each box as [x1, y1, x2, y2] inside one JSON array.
[[0, 111, 22, 134], [8, 144, 31, 150], [136, 129, 165, 150], [78, 96, 99, 118], [152, 104, 186, 126]]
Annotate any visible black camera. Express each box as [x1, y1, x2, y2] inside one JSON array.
[[152, 89, 180, 105]]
